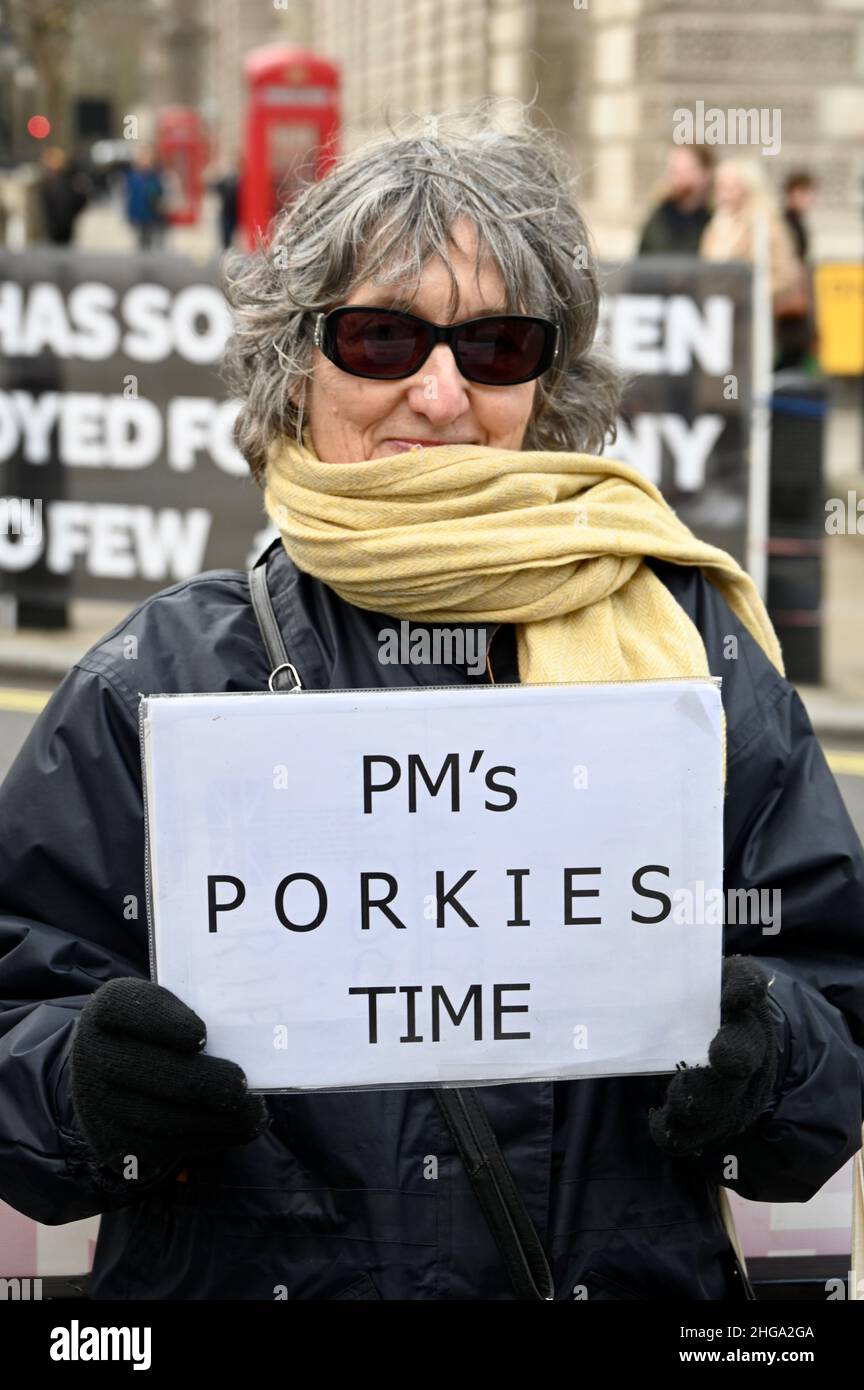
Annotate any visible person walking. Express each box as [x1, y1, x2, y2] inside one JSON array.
[[211, 155, 241, 250], [783, 171, 816, 262], [777, 171, 818, 368], [638, 145, 714, 255], [700, 159, 809, 369], [37, 146, 89, 245], [125, 146, 166, 250]]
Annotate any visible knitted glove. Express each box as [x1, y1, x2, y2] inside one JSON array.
[[648, 955, 779, 1158], [70, 978, 269, 1179]]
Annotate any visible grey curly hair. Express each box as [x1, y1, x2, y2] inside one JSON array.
[[221, 106, 621, 487]]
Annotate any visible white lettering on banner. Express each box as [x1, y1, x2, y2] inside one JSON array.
[[60, 394, 106, 466], [169, 285, 233, 364], [66, 282, 121, 359], [120, 285, 174, 361], [3, 283, 736, 374], [0, 527, 42, 570], [613, 414, 725, 490], [105, 398, 163, 467], [167, 398, 246, 474], [14, 282, 75, 357], [0, 282, 22, 352], [120, 284, 232, 363], [166, 397, 211, 470], [39, 503, 211, 579], [0, 280, 733, 384], [130, 506, 211, 579], [141, 682, 724, 1092], [599, 295, 733, 375], [1, 390, 61, 463], [0, 281, 231, 363], [661, 415, 725, 490], [0, 392, 244, 472]]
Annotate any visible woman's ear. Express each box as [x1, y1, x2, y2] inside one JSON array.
[[284, 378, 306, 416]]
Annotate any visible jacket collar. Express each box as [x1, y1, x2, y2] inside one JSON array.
[[265, 540, 501, 688]]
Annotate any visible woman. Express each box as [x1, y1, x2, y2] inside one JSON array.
[[0, 112, 862, 1301], [700, 158, 810, 367]]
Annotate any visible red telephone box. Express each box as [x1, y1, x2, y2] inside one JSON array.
[[155, 107, 208, 226], [241, 45, 340, 247]]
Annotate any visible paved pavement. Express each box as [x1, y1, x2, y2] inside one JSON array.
[[74, 189, 222, 264]]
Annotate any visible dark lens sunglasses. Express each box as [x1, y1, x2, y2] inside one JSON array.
[[313, 306, 560, 386]]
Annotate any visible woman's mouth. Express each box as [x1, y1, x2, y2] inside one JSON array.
[[382, 438, 471, 453]]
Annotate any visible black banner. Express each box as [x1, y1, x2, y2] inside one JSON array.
[[0, 248, 269, 606], [602, 256, 753, 561], [0, 250, 753, 607]]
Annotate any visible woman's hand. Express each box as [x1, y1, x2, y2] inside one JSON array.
[[648, 955, 779, 1157], [70, 978, 269, 1179]]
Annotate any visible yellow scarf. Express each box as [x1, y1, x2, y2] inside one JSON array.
[[263, 437, 784, 688]]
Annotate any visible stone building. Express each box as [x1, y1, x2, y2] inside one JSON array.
[[195, 0, 863, 258]]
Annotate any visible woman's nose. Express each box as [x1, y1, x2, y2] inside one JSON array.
[[406, 344, 471, 421]]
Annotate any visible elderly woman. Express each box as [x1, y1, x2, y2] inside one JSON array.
[[0, 113, 862, 1303]]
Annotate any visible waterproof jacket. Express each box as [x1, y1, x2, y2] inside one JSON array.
[[1, 539, 863, 1300]]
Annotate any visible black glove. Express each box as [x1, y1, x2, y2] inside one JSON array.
[[70, 978, 269, 1180], [648, 955, 779, 1158]]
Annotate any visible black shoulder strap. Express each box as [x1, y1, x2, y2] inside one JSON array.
[[434, 1088, 554, 1300], [246, 547, 554, 1301], [248, 548, 303, 692]]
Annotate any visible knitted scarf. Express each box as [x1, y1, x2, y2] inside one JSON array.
[[263, 437, 784, 689]]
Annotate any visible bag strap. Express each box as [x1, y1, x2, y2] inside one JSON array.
[[246, 546, 554, 1301], [248, 548, 303, 692], [434, 1088, 554, 1300]]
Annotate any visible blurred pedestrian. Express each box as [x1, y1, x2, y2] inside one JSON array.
[[638, 145, 714, 255], [209, 154, 241, 250], [778, 171, 817, 369], [700, 159, 808, 367], [783, 171, 816, 262], [125, 146, 166, 250], [37, 147, 89, 245]]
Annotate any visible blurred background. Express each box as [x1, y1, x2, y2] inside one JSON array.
[[0, 0, 862, 1301]]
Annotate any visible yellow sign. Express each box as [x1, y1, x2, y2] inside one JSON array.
[[815, 263, 864, 375]]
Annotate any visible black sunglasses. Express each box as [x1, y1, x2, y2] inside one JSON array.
[[313, 306, 560, 386]]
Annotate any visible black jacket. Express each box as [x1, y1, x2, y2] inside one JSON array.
[[1, 540, 862, 1300], [638, 200, 711, 257]]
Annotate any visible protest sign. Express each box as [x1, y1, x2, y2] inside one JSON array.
[[141, 679, 724, 1091]]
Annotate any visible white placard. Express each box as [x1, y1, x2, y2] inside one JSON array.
[[140, 680, 724, 1092]]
